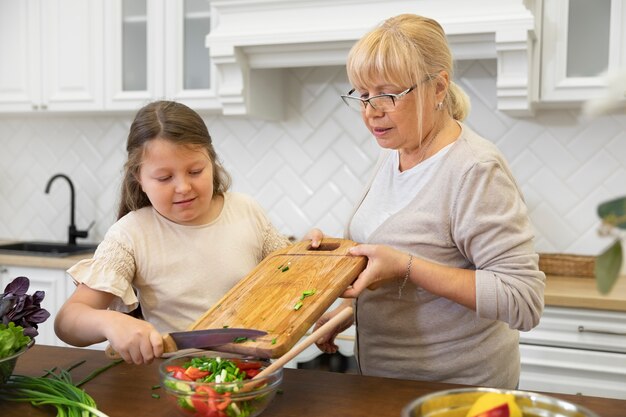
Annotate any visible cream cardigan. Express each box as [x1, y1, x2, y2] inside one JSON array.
[[347, 123, 545, 389]]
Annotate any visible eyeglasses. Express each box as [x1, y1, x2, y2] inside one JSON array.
[[341, 85, 416, 113]]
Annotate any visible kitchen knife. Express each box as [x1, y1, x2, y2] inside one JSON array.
[[105, 328, 267, 359]]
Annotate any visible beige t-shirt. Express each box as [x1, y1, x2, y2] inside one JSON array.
[[67, 192, 290, 333]]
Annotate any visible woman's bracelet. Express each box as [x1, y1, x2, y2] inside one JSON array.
[[398, 253, 413, 298]]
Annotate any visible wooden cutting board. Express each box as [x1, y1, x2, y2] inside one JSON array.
[[188, 238, 366, 358]]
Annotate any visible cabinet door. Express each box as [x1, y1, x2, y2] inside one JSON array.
[[0, 265, 67, 347], [164, 0, 219, 109], [520, 344, 626, 399], [0, 0, 104, 112], [0, 0, 42, 112], [104, 0, 164, 110], [540, 0, 626, 102], [40, 0, 104, 111]]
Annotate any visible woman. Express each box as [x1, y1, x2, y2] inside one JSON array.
[[313, 14, 545, 389]]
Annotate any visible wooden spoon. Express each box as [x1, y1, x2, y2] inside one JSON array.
[[248, 305, 354, 385]]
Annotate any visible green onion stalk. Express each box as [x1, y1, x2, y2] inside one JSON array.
[[0, 359, 122, 417]]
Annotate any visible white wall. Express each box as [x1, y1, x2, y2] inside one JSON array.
[[0, 59, 625, 257]]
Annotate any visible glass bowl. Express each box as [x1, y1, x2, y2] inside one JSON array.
[[159, 351, 282, 417], [401, 387, 600, 417], [0, 339, 35, 384]]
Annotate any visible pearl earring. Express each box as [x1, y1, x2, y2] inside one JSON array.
[[436, 102, 444, 111]]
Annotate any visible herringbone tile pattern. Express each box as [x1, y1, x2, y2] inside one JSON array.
[[0, 60, 625, 257]]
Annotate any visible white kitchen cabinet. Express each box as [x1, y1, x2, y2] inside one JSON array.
[[104, 0, 219, 111], [0, 0, 104, 112], [539, 0, 626, 103], [519, 306, 626, 399], [0, 264, 68, 347]]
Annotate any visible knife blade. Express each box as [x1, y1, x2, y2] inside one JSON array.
[[164, 328, 267, 352], [105, 328, 267, 359]]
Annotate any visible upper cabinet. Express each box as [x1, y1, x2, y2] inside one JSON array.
[[0, 0, 217, 113], [105, 0, 219, 110], [538, 0, 626, 103], [0, 0, 104, 112]]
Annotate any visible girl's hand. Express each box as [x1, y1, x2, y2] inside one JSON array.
[[342, 244, 408, 298], [104, 313, 164, 365], [302, 228, 324, 248], [313, 302, 354, 354]]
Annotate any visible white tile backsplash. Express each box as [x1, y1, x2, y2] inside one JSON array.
[[1, 60, 625, 259]]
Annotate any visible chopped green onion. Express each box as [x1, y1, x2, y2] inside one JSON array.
[[281, 266, 290, 272], [293, 301, 303, 311], [300, 289, 316, 300], [151, 393, 160, 399]]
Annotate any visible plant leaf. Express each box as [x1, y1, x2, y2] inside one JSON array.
[[2, 276, 30, 296], [594, 239, 623, 294], [597, 196, 626, 229]]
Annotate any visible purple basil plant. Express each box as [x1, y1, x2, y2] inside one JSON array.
[[0, 276, 50, 337]]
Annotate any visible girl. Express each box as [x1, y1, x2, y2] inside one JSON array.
[[55, 101, 292, 364]]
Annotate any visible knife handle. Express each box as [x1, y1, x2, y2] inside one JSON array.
[[104, 344, 121, 360], [162, 333, 178, 353], [104, 333, 178, 359]]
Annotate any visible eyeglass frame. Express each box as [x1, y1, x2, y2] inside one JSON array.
[[341, 86, 416, 112], [340, 74, 438, 113]]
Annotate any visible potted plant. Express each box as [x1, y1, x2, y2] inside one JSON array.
[[596, 197, 625, 294], [584, 69, 626, 294], [0, 276, 50, 382]]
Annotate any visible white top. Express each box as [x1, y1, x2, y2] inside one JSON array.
[[67, 192, 290, 333], [351, 145, 452, 243]]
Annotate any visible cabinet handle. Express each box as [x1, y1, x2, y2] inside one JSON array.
[[577, 325, 626, 336]]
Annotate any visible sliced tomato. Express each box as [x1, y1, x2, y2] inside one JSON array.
[[233, 360, 263, 370], [191, 395, 210, 414], [244, 368, 261, 379], [215, 396, 231, 411], [172, 369, 194, 381], [185, 366, 210, 380], [166, 365, 187, 373], [196, 386, 218, 398]]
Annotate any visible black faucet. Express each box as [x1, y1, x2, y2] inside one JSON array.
[[45, 173, 90, 245]]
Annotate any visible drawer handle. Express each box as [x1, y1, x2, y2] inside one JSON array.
[[578, 325, 626, 336]]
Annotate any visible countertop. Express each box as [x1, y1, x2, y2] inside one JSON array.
[[1, 345, 625, 417], [1, 247, 625, 312], [0, 250, 92, 269]]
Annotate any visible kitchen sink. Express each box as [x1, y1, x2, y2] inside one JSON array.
[[0, 241, 98, 257]]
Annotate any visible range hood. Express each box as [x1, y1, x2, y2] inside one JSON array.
[[206, 0, 539, 120]]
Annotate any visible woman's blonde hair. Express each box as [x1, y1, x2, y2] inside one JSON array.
[[346, 14, 470, 122], [117, 100, 231, 219]]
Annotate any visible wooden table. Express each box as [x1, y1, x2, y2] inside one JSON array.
[[1, 345, 625, 417]]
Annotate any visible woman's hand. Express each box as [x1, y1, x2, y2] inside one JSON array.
[[313, 301, 354, 354], [342, 244, 408, 298], [104, 313, 164, 365]]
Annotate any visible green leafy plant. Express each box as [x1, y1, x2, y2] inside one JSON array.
[[0, 276, 50, 358], [595, 196, 626, 293]]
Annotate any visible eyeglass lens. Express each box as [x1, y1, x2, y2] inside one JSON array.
[[343, 95, 396, 112]]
